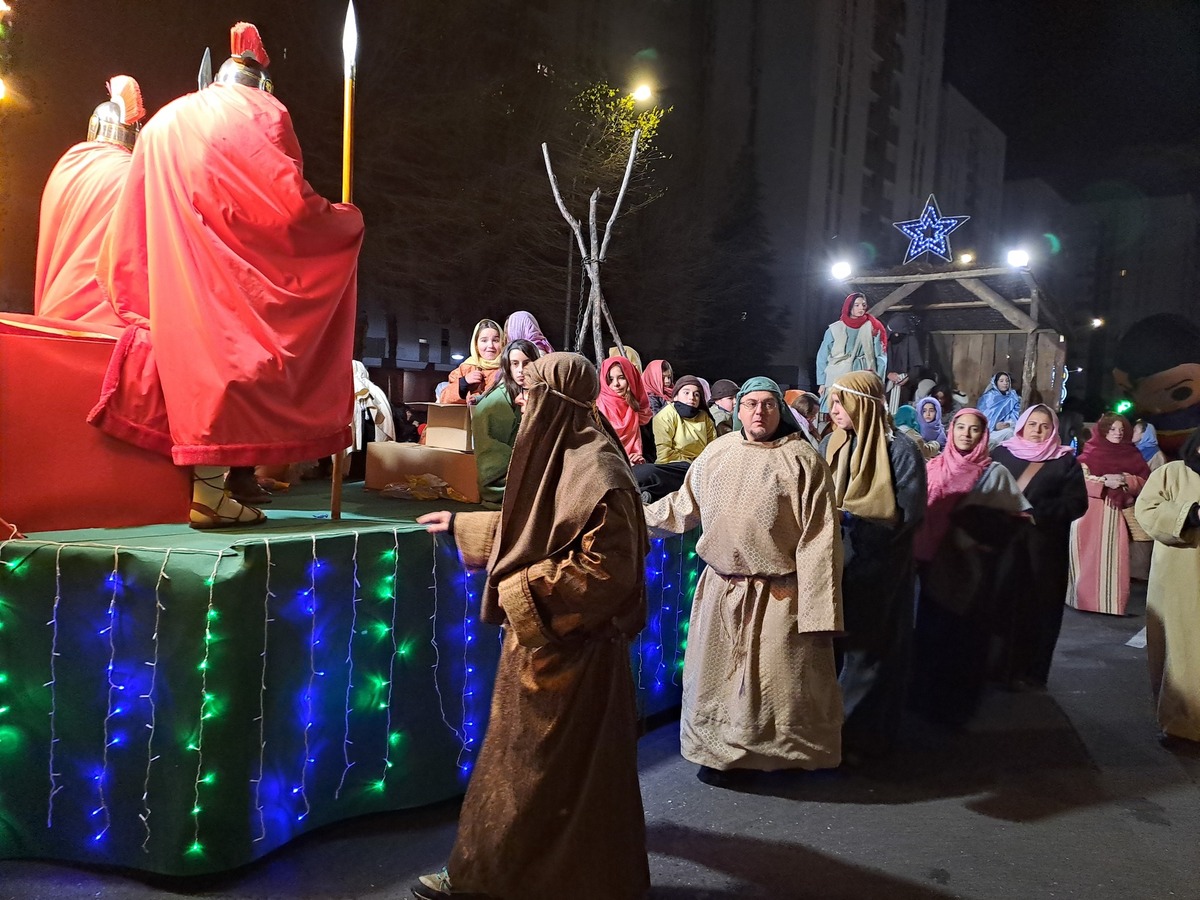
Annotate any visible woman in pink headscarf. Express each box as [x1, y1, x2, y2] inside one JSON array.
[[911, 408, 1030, 725], [502, 310, 554, 356], [992, 404, 1088, 688], [596, 356, 652, 465]]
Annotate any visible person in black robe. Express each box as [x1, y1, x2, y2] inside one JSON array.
[[991, 405, 1088, 689]]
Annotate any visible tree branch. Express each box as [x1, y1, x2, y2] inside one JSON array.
[[598, 128, 640, 262]]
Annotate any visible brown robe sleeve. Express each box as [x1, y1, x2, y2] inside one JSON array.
[[453, 510, 501, 569], [496, 489, 645, 648]]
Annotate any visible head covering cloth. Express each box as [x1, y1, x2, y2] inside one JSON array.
[[914, 408, 992, 562], [607, 345, 644, 371], [915, 396, 947, 448], [1000, 404, 1073, 462], [824, 371, 897, 523], [642, 360, 672, 404], [976, 372, 1022, 429], [1078, 414, 1151, 480], [672, 375, 708, 406], [733, 376, 800, 440], [840, 292, 888, 350], [483, 353, 644, 624], [596, 356, 650, 460], [465, 319, 503, 371], [503, 311, 554, 355], [1135, 421, 1161, 463], [711, 379, 739, 401], [894, 405, 921, 432]]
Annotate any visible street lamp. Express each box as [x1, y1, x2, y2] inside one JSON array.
[[1006, 248, 1030, 268], [631, 83, 653, 103], [830, 260, 852, 281], [958, 252, 974, 265]]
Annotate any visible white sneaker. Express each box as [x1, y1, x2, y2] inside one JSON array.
[[412, 867, 453, 899]]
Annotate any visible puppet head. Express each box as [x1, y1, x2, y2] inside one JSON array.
[[1113, 313, 1200, 458]]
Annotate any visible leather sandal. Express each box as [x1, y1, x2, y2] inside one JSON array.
[[189, 498, 267, 529], [190, 471, 267, 529]]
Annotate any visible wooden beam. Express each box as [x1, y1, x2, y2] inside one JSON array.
[[1021, 329, 1039, 406], [866, 281, 922, 318], [883, 299, 1032, 313], [958, 278, 1039, 332], [847, 266, 1011, 285]]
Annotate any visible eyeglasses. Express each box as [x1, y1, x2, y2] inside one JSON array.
[[739, 399, 779, 412]]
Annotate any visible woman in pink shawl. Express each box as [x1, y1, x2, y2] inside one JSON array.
[[1066, 413, 1152, 616], [503, 310, 554, 356], [992, 405, 1088, 687], [596, 357, 652, 465], [911, 408, 1030, 724]]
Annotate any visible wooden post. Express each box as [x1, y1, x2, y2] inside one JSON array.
[[541, 130, 641, 362]]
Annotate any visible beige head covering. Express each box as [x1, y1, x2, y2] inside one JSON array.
[[482, 352, 645, 629], [824, 371, 897, 523]]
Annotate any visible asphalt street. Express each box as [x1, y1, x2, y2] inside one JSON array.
[[3, 585, 1198, 900]]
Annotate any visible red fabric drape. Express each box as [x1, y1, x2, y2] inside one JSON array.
[[90, 83, 364, 466], [33, 141, 131, 325]]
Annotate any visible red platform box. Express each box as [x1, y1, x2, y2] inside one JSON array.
[[364, 442, 480, 503], [0, 314, 191, 532]]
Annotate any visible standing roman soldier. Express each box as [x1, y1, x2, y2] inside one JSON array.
[[90, 23, 364, 528], [34, 76, 145, 324]]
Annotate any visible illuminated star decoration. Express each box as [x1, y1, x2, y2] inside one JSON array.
[[893, 194, 969, 264]]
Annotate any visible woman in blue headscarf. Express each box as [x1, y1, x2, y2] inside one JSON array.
[[977, 372, 1022, 432], [1133, 420, 1167, 470], [915, 396, 947, 450]]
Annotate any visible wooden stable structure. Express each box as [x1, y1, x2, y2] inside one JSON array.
[[848, 265, 1070, 406]]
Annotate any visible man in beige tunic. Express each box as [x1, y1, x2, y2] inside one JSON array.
[[645, 376, 844, 784], [1134, 427, 1200, 749]]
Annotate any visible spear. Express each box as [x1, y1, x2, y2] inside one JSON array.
[[197, 47, 212, 90], [341, 0, 357, 204], [331, 0, 358, 520]]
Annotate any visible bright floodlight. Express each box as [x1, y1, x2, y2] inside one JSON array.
[[0, 77, 6, 101], [1007, 249, 1030, 268], [1091, 317, 1105, 329], [450, 353, 465, 361], [958, 252, 974, 264], [632, 84, 653, 102], [831, 261, 852, 280]]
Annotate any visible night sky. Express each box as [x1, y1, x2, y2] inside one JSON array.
[[945, 0, 1200, 193], [4, 0, 1200, 304]]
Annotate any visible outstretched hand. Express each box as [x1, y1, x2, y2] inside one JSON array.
[[417, 511, 453, 533]]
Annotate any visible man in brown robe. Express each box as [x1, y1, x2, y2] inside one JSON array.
[[645, 376, 844, 784], [416, 352, 650, 900]]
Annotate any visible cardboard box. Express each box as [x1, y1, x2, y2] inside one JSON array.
[[422, 403, 473, 452], [365, 442, 480, 503]]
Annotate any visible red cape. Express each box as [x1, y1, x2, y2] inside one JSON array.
[[33, 141, 131, 325], [91, 84, 364, 466]]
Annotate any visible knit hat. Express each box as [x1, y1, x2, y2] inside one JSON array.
[[710, 379, 739, 401], [672, 375, 707, 404]]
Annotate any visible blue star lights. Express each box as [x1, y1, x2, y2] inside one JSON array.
[[893, 194, 969, 264]]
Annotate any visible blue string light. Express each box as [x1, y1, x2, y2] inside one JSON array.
[[893, 194, 969, 264]]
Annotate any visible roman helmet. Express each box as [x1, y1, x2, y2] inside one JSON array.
[[215, 22, 273, 93], [86, 75, 145, 150]]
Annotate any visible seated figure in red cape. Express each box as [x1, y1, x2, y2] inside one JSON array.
[[90, 23, 365, 528], [34, 76, 146, 325]]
